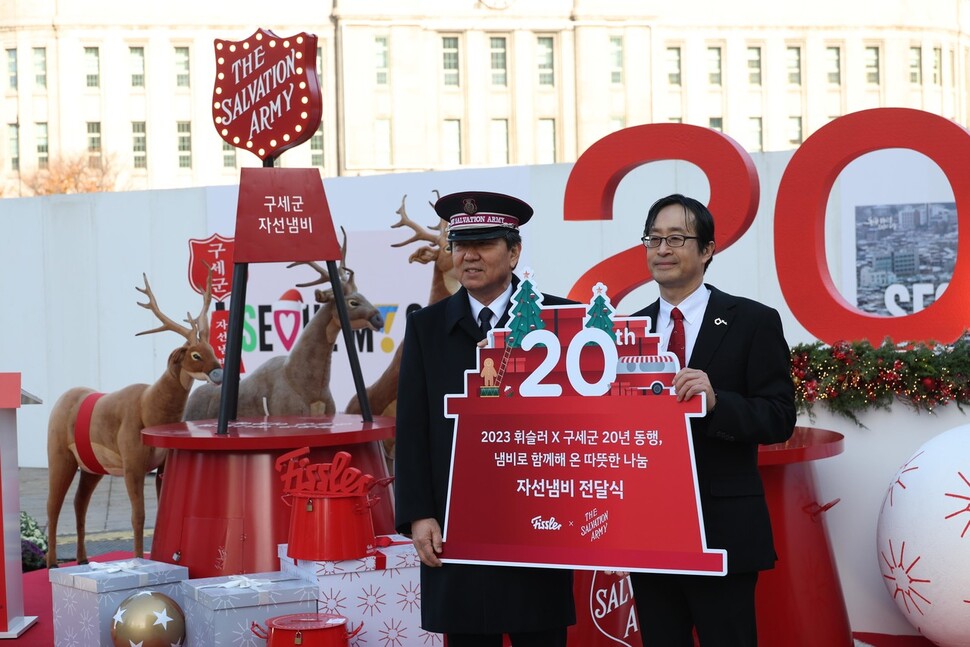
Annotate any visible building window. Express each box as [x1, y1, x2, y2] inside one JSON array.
[[787, 116, 803, 146], [316, 46, 323, 77], [668, 117, 683, 123], [6, 49, 16, 90], [666, 47, 682, 86], [132, 121, 147, 169], [130, 46, 145, 87], [707, 46, 722, 86], [537, 36, 555, 86], [8, 123, 19, 171], [442, 36, 460, 87], [610, 36, 624, 84], [933, 47, 942, 85], [748, 117, 763, 152], [747, 47, 762, 85], [826, 46, 842, 84], [609, 117, 626, 132], [489, 118, 509, 165], [442, 119, 462, 166], [175, 46, 190, 88], [310, 124, 324, 167], [86, 122, 102, 168], [374, 118, 391, 166], [177, 121, 192, 168], [490, 37, 507, 86], [32, 48, 46, 88], [36, 122, 48, 169], [786, 46, 802, 85], [537, 118, 556, 164], [84, 47, 100, 88], [709, 117, 723, 132], [375, 36, 389, 85], [909, 47, 922, 84], [219, 140, 235, 169], [865, 46, 880, 84]]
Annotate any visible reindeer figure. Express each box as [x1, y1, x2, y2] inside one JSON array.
[[183, 231, 384, 419], [46, 273, 222, 566], [346, 193, 460, 467]]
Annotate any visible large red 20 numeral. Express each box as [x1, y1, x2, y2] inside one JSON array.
[[563, 123, 759, 303], [775, 108, 970, 344]]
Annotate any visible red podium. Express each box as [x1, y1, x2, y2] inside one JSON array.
[[142, 414, 394, 578], [756, 426, 851, 646], [0, 373, 38, 638]]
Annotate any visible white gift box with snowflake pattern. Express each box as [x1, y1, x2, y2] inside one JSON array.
[[48, 557, 188, 647], [180, 571, 318, 647], [279, 536, 443, 647]]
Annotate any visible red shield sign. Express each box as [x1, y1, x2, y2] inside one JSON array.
[[212, 28, 322, 161], [188, 233, 234, 302]]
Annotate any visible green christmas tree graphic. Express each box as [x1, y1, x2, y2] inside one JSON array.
[[585, 284, 616, 342], [507, 274, 545, 348]]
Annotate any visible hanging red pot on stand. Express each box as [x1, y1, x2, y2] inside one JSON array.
[[279, 449, 394, 562]]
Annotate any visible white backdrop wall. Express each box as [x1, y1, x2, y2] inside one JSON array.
[[0, 147, 963, 635]]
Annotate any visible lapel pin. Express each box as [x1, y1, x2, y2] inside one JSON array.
[[714, 317, 727, 326]]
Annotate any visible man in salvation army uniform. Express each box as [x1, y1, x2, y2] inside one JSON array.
[[395, 191, 577, 646], [630, 194, 796, 646]]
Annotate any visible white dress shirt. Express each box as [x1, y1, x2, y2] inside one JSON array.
[[468, 281, 514, 330], [657, 285, 711, 367]]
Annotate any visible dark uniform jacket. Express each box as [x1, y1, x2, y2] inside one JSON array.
[[633, 284, 796, 573], [395, 278, 576, 634]]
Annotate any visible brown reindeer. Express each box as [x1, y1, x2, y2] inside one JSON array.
[[46, 273, 222, 566], [183, 232, 384, 419], [345, 194, 460, 466]]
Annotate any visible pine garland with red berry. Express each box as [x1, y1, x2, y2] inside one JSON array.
[[791, 336, 970, 426]]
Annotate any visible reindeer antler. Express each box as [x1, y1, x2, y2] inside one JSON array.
[[184, 265, 214, 342], [287, 228, 353, 290], [391, 194, 441, 249], [136, 274, 194, 340]]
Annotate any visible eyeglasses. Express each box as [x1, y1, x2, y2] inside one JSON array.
[[640, 234, 700, 249]]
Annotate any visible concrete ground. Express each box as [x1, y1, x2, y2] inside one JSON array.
[[18, 467, 156, 563]]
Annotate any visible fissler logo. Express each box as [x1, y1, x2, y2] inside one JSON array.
[[531, 516, 563, 530]]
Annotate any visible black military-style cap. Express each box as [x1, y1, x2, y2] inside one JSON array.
[[433, 191, 534, 242]]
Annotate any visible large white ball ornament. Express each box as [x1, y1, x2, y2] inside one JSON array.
[[876, 425, 970, 646]]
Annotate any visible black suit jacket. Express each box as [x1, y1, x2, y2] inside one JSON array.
[[632, 284, 796, 573], [395, 277, 576, 633]]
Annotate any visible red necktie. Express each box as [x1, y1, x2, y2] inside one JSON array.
[[669, 307, 686, 369]]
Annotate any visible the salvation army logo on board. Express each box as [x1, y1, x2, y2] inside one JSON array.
[[590, 572, 640, 645], [212, 28, 322, 160]]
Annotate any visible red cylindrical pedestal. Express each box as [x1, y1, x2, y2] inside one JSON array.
[[756, 426, 852, 646], [142, 415, 394, 578]]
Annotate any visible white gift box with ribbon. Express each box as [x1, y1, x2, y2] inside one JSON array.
[[279, 535, 443, 647], [48, 557, 189, 647], [180, 571, 318, 647]]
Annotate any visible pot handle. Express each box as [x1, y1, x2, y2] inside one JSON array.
[[251, 621, 269, 640], [348, 621, 364, 639]]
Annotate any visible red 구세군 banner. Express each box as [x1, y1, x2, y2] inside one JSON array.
[[441, 273, 726, 575]]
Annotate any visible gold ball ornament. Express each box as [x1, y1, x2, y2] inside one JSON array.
[[110, 590, 186, 647]]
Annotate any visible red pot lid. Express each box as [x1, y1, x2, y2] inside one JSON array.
[[267, 613, 348, 630]]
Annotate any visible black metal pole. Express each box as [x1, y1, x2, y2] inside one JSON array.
[[327, 259, 373, 422], [216, 263, 248, 435], [215, 156, 275, 434]]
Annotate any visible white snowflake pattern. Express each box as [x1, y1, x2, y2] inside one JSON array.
[[356, 583, 387, 617], [396, 581, 421, 613], [378, 617, 408, 646], [380, 567, 401, 579], [420, 630, 444, 645], [230, 618, 263, 646]]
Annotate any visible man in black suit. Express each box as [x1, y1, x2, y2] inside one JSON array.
[[630, 194, 796, 646], [395, 191, 576, 646]]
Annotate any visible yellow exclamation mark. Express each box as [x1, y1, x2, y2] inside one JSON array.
[[380, 308, 397, 353]]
